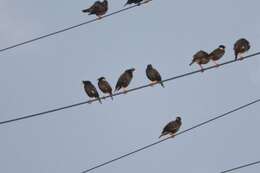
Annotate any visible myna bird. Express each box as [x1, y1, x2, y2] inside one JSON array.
[[82, 0, 108, 19], [159, 116, 182, 138], [189, 50, 210, 72], [208, 45, 225, 67], [115, 68, 135, 93], [146, 64, 164, 88], [234, 38, 250, 60], [98, 77, 113, 100], [82, 80, 102, 104]]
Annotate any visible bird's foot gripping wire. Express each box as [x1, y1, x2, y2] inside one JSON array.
[[199, 65, 204, 72]]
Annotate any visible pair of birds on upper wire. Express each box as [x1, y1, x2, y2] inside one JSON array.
[[190, 38, 250, 72], [82, 64, 164, 104], [82, 0, 151, 19]]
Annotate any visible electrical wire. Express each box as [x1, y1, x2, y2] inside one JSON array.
[[80, 98, 260, 173], [0, 1, 150, 53], [220, 160, 260, 173], [0, 52, 259, 126]]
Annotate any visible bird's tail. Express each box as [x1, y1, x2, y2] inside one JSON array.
[[98, 97, 102, 104], [160, 82, 165, 88], [124, 2, 128, 6], [189, 61, 194, 66], [110, 93, 114, 100], [82, 8, 90, 13]]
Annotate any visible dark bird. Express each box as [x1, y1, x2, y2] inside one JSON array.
[[234, 38, 250, 60], [124, 0, 142, 6], [189, 50, 210, 72], [146, 64, 164, 88], [159, 116, 182, 138], [115, 68, 135, 93], [208, 45, 226, 66], [98, 77, 113, 100], [82, 0, 108, 19], [82, 81, 102, 104]]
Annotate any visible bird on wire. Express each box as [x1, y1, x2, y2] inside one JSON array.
[[82, 0, 108, 19], [189, 50, 210, 72], [159, 116, 182, 138], [208, 45, 226, 67], [82, 81, 102, 104], [124, 0, 151, 6], [146, 64, 164, 88], [234, 38, 250, 60], [98, 77, 113, 100], [115, 68, 135, 93]]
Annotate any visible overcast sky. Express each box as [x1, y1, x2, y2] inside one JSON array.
[[0, 0, 260, 173]]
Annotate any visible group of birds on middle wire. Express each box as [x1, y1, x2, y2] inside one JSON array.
[[83, 38, 251, 104], [82, 0, 151, 19]]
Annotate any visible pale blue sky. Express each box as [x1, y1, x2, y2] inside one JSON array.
[[0, 0, 260, 173]]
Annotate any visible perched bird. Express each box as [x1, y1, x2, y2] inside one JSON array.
[[146, 64, 164, 88], [159, 117, 182, 138], [234, 38, 250, 60], [115, 68, 135, 93], [82, 0, 108, 19], [124, 0, 143, 6], [82, 81, 102, 104], [98, 77, 113, 100], [189, 50, 210, 72], [208, 45, 226, 66]]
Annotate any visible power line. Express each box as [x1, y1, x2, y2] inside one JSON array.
[[0, 52, 259, 126], [80, 98, 260, 173], [220, 160, 260, 173], [0, 2, 149, 53]]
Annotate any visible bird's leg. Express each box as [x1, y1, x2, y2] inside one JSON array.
[[199, 64, 204, 72], [97, 15, 102, 20], [239, 53, 244, 61], [213, 60, 219, 67], [170, 134, 176, 138]]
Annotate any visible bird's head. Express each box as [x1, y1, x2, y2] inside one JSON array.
[[176, 116, 181, 122], [103, 0, 108, 5], [98, 77, 105, 81], [219, 45, 226, 50], [147, 64, 153, 69], [126, 68, 135, 73], [82, 80, 91, 85]]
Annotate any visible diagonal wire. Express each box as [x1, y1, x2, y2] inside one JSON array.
[[0, 52, 259, 126], [220, 160, 260, 173], [0, 1, 150, 53], [80, 98, 260, 173]]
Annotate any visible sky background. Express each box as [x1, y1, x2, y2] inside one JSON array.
[[0, 0, 260, 173]]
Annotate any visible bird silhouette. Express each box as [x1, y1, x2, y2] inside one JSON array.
[[146, 64, 164, 88], [234, 38, 250, 60], [208, 45, 225, 67], [115, 68, 135, 93], [82, 0, 108, 19], [190, 50, 210, 72], [82, 81, 102, 104], [159, 117, 182, 138], [98, 77, 113, 100]]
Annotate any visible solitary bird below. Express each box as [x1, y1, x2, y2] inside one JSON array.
[[189, 50, 210, 72], [115, 68, 135, 93], [98, 77, 113, 100], [208, 45, 225, 67], [82, 0, 108, 19], [159, 116, 182, 138], [146, 64, 164, 88], [82, 81, 102, 104], [234, 38, 250, 60]]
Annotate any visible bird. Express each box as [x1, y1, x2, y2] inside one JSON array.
[[208, 45, 226, 67], [82, 81, 102, 104], [234, 38, 250, 60], [159, 116, 182, 138], [146, 64, 164, 88], [189, 50, 210, 72], [82, 0, 108, 19], [98, 77, 113, 100], [124, 0, 151, 6], [115, 68, 135, 93]]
